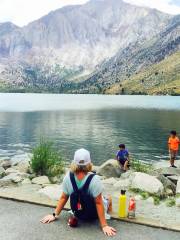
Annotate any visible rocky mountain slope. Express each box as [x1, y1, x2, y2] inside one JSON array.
[[0, 0, 179, 94], [75, 14, 180, 94]]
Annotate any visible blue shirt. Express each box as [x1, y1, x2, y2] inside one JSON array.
[[116, 149, 129, 161]]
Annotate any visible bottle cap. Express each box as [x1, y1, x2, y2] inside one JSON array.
[[121, 190, 126, 195]]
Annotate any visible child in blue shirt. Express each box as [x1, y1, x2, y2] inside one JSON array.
[[116, 144, 129, 171]]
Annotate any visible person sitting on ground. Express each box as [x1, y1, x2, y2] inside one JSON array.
[[116, 144, 130, 171], [40, 148, 116, 237], [168, 130, 180, 168]]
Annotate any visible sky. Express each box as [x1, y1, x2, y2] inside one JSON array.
[[0, 0, 180, 27]]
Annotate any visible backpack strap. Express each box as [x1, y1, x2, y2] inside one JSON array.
[[82, 174, 95, 192], [70, 172, 79, 193]]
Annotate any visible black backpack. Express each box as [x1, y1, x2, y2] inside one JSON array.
[[70, 172, 98, 221]]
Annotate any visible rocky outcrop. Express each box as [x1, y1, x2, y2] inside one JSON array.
[[97, 159, 124, 178], [131, 172, 164, 195], [176, 177, 180, 194], [32, 176, 50, 185], [157, 174, 176, 194]]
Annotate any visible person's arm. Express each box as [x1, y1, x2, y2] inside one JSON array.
[[95, 194, 116, 236], [40, 192, 69, 224]]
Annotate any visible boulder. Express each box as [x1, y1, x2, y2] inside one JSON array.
[[0, 166, 5, 178], [157, 174, 176, 194], [146, 197, 154, 204], [0, 160, 12, 169], [131, 172, 164, 195], [0, 179, 15, 187], [21, 178, 31, 185], [113, 179, 131, 190], [97, 159, 124, 178], [176, 177, 180, 194], [10, 153, 31, 166], [92, 165, 100, 173], [39, 184, 63, 200], [176, 198, 180, 207], [5, 168, 19, 175], [2, 173, 23, 183], [167, 175, 179, 185], [157, 167, 180, 176], [120, 170, 134, 180], [102, 177, 118, 185], [32, 176, 50, 185], [15, 161, 30, 173]]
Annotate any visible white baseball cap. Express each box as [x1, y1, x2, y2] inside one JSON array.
[[73, 148, 91, 166]]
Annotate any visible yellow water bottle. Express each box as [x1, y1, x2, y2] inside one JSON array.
[[118, 190, 127, 218]]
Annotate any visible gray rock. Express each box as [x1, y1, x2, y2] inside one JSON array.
[[131, 172, 164, 195], [102, 177, 118, 185], [157, 167, 180, 176], [113, 179, 131, 190], [2, 173, 23, 183], [146, 197, 154, 204], [176, 198, 180, 207], [97, 159, 124, 178], [176, 177, 180, 194], [157, 174, 176, 194], [10, 153, 31, 166], [0, 166, 5, 178], [38, 184, 63, 200], [167, 175, 179, 184], [21, 178, 31, 185], [0, 160, 12, 169], [0, 179, 15, 187], [15, 161, 30, 173], [32, 176, 50, 185], [5, 168, 20, 175]]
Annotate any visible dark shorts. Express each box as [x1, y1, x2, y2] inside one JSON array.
[[170, 150, 178, 160], [119, 159, 128, 166]]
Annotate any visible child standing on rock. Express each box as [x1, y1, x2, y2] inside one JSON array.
[[168, 130, 180, 168], [40, 148, 116, 237]]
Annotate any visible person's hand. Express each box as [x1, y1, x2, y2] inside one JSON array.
[[40, 214, 56, 224], [102, 225, 116, 236]]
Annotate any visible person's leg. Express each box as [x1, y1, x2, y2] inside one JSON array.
[[107, 195, 112, 213], [170, 150, 175, 166], [124, 160, 129, 171]]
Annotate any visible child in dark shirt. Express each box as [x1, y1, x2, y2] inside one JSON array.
[[116, 144, 129, 171]]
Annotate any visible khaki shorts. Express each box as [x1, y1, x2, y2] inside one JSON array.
[[170, 150, 178, 160]]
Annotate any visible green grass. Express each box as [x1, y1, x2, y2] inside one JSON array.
[[131, 159, 153, 174], [166, 198, 176, 207], [153, 196, 161, 205], [31, 138, 64, 178]]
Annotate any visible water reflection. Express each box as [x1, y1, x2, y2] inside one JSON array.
[[0, 108, 180, 164]]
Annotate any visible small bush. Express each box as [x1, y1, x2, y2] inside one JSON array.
[[166, 198, 176, 207], [131, 159, 153, 174], [153, 196, 160, 205], [31, 139, 64, 177]]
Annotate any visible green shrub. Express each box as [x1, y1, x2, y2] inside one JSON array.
[[166, 198, 176, 207], [131, 159, 153, 174], [153, 196, 161, 205], [31, 139, 64, 177]]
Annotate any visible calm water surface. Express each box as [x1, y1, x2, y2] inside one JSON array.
[[0, 94, 180, 165]]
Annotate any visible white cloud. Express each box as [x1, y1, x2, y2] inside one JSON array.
[[0, 0, 89, 26], [124, 0, 180, 15], [0, 0, 180, 27]]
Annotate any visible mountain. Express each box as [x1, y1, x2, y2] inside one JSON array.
[[0, 0, 179, 94], [74, 14, 180, 94]]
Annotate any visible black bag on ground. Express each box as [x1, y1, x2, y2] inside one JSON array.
[[70, 172, 98, 221]]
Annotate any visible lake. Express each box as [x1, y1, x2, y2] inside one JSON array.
[[0, 93, 180, 165]]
